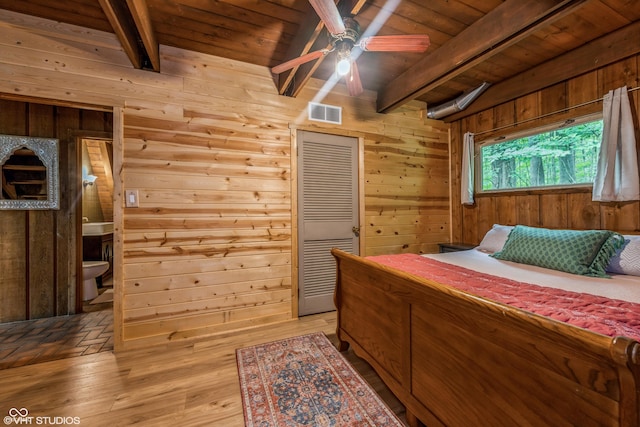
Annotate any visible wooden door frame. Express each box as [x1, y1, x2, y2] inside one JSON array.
[[71, 107, 122, 352], [289, 126, 365, 318], [72, 129, 114, 313]]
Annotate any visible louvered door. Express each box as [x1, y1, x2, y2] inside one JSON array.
[[298, 131, 359, 316]]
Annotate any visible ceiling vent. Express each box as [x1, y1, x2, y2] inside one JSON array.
[[308, 102, 342, 125]]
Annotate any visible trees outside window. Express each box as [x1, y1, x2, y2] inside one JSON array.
[[480, 119, 603, 191]]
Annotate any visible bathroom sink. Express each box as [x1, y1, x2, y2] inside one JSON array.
[[82, 222, 114, 236]]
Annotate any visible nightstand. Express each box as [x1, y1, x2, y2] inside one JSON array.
[[438, 242, 476, 253]]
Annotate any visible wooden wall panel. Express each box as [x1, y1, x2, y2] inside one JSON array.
[[56, 107, 82, 315], [568, 192, 600, 230], [27, 104, 56, 318], [28, 212, 55, 318], [451, 54, 640, 243], [540, 82, 567, 115], [0, 212, 26, 322], [493, 102, 515, 130], [568, 72, 598, 115], [515, 195, 540, 227], [121, 106, 293, 331], [539, 193, 568, 229], [362, 125, 450, 255], [0, 99, 28, 322], [0, 11, 449, 349], [515, 93, 540, 121]]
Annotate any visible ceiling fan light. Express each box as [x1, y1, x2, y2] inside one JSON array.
[[335, 40, 352, 76], [336, 58, 351, 76]]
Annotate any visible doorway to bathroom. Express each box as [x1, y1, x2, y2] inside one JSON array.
[[81, 138, 114, 311], [0, 99, 113, 324], [0, 99, 115, 367]]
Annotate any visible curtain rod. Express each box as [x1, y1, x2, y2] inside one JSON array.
[[472, 85, 640, 137]]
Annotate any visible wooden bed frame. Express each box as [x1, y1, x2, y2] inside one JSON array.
[[331, 248, 640, 427]]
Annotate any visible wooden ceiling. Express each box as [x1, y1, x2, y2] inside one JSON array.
[[1, 0, 639, 119]]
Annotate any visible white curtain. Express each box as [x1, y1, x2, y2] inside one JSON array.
[[592, 86, 640, 202], [461, 132, 475, 205]]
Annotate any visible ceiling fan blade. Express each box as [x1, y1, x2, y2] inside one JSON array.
[[358, 35, 430, 52], [345, 60, 363, 96], [308, 0, 345, 35], [271, 49, 327, 74]]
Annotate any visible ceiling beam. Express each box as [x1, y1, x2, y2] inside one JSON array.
[[275, 2, 326, 95], [126, 0, 160, 71], [98, 0, 159, 71], [276, 0, 368, 97], [376, 0, 589, 113], [444, 20, 640, 122]]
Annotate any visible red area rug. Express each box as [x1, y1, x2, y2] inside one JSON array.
[[236, 332, 403, 426]]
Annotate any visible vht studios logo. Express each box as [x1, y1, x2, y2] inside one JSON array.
[[4, 408, 31, 425], [4, 408, 80, 425]]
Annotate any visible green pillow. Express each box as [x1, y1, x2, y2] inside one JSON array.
[[491, 226, 624, 277]]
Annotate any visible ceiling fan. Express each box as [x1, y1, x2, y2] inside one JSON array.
[[271, 0, 430, 96]]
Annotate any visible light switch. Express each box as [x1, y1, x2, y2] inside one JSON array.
[[125, 189, 139, 208]]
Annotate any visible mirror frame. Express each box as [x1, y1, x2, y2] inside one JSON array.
[[0, 134, 60, 210]]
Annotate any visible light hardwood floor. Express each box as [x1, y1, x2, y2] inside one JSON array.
[[0, 311, 407, 426]]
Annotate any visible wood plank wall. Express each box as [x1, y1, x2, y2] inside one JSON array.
[[363, 120, 450, 255], [0, 100, 112, 322], [449, 54, 640, 244], [0, 11, 449, 350]]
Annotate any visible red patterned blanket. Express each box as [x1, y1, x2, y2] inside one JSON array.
[[368, 253, 640, 341]]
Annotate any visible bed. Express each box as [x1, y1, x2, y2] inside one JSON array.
[[331, 225, 640, 427]]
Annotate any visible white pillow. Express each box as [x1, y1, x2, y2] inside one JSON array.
[[606, 235, 640, 276], [476, 224, 514, 254]]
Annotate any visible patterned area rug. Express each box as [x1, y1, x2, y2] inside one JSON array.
[[236, 332, 403, 426]]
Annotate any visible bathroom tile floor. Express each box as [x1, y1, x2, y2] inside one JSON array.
[[0, 293, 113, 370]]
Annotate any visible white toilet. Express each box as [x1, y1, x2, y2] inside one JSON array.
[[82, 261, 109, 301]]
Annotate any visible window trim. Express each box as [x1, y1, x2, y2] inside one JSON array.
[[475, 112, 603, 194]]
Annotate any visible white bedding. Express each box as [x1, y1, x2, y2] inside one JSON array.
[[423, 249, 640, 304]]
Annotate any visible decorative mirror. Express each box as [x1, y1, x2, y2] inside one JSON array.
[[0, 134, 60, 210]]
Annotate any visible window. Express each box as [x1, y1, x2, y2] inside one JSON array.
[[478, 115, 603, 192]]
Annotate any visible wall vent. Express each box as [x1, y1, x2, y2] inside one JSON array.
[[308, 102, 342, 125]]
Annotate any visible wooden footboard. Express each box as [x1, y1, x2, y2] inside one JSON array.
[[331, 248, 640, 427]]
